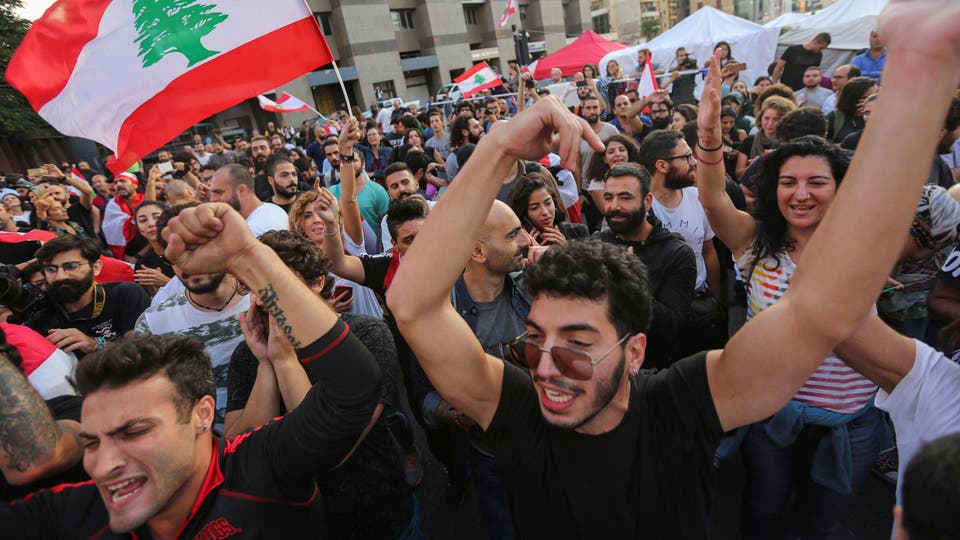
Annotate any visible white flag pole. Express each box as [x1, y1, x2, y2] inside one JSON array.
[[330, 59, 354, 117]]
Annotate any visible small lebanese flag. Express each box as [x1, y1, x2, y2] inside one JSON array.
[[498, 0, 517, 29], [258, 91, 312, 114], [455, 62, 502, 98], [1, 323, 78, 399], [636, 51, 660, 99], [6, 0, 333, 174]]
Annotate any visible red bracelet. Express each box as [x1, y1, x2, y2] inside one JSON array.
[[694, 150, 724, 166]]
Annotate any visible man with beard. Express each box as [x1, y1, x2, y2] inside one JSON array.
[[578, 95, 619, 182], [416, 199, 529, 535], [445, 114, 484, 181], [102, 171, 147, 260], [89, 174, 116, 214], [320, 138, 342, 187], [595, 163, 696, 368], [639, 130, 721, 300], [31, 236, 149, 354], [608, 93, 665, 145], [380, 162, 437, 251], [265, 154, 300, 213], [135, 203, 249, 429], [208, 164, 288, 237], [248, 136, 274, 201], [648, 98, 674, 130]]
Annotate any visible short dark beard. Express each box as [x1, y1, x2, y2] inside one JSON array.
[[468, 133, 481, 144], [605, 207, 647, 236], [48, 272, 95, 305], [274, 183, 298, 198], [182, 273, 226, 294], [651, 116, 671, 130], [664, 165, 695, 190]]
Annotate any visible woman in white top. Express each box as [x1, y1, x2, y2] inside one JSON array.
[[695, 52, 884, 538]]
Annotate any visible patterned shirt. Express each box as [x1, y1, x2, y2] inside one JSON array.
[[737, 248, 877, 413]]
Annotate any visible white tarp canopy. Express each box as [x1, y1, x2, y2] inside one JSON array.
[[763, 11, 810, 29], [777, 0, 888, 75], [599, 7, 780, 100]]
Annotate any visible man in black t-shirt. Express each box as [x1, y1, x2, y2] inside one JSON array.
[[0, 203, 384, 538], [773, 32, 831, 91], [26, 236, 148, 354], [385, 25, 953, 535]]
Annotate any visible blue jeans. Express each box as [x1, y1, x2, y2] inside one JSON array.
[[740, 406, 885, 539], [470, 446, 515, 540]]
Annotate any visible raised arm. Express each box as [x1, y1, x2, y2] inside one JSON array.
[[696, 53, 757, 257], [0, 350, 81, 486], [337, 117, 365, 246], [706, 0, 960, 431], [313, 189, 366, 283], [164, 203, 381, 471], [45, 164, 93, 210], [387, 98, 603, 429], [771, 59, 786, 85]]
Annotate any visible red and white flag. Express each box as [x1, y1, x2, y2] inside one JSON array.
[[258, 91, 312, 114], [636, 51, 660, 99], [455, 62, 502, 98], [6, 0, 333, 174], [498, 0, 517, 29]]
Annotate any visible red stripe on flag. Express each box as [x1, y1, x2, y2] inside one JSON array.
[[106, 17, 331, 173], [5, 0, 112, 111], [462, 79, 502, 98], [454, 62, 490, 84]]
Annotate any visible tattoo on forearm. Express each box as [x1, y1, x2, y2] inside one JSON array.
[[257, 284, 303, 349], [0, 354, 59, 474]]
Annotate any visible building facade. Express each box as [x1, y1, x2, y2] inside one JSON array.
[[207, 0, 591, 136]]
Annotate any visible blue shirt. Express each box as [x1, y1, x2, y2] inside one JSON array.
[[852, 50, 886, 81]]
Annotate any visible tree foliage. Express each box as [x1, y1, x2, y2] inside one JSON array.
[[641, 18, 661, 40], [0, 0, 53, 139]]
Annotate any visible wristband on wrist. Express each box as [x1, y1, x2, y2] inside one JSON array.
[[325, 226, 341, 237], [697, 141, 724, 153], [340, 153, 356, 163], [694, 150, 724, 166], [95, 337, 106, 351]]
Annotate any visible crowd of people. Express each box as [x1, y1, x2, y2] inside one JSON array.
[[1, 2, 960, 539]]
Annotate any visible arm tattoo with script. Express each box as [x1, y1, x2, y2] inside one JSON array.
[[0, 353, 60, 474], [257, 283, 303, 349]]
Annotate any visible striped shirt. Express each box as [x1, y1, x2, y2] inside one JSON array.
[[737, 248, 877, 414]]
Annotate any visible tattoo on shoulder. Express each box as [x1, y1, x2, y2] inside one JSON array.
[[0, 358, 59, 473], [256, 284, 303, 349]]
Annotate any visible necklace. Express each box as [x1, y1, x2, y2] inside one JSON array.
[[186, 280, 240, 312]]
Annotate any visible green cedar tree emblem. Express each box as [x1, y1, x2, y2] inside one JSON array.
[[132, 0, 228, 68], [473, 73, 486, 85]]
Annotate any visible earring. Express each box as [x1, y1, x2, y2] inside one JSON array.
[[200, 425, 208, 433]]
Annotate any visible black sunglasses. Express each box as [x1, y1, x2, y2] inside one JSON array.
[[507, 332, 631, 380]]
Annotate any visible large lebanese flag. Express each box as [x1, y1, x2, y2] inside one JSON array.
[[455, 62, 502, 98], [6, 0, 332, 174]]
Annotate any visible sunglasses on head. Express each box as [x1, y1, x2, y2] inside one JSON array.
[[507, 332, 632, 381]]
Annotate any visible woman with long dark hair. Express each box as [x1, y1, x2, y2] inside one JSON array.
[[582, 133, 639, 231], [697, 58, 884, 538], [508, 171, 588, 245], [132, 200, 174, 296], [827, 76, 879, 143]]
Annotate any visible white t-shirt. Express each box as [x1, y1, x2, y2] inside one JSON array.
[[377, 107, 393, 134], [650, 186, 715, 291], [874, 341, 960, 504], [135, 291, 251, 428], [246, 202, 289, 237], [151, 277, 185, 307]]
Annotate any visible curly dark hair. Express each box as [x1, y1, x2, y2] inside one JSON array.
[[776, 108, 828, 141], [508, 172, 569, 229], [35, 235, 101, 265], [258, 230, 335, 299], [751, 136, 849, 266], [386, 196, 429, 242], [73, 334, 215, 423], [584, 134, 639, 183], [524, 240, 652, 338], [835, 77, 877, 118]]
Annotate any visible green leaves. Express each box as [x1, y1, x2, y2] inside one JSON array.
[[0, 0, 52, 138], [132, 0, 228, 68]]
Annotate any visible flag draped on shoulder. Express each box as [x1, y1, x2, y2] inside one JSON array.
[[454, 62, 502, 98], [5, 0, 333, 174], [258, 92, 312, 114], [498, 0, 517, 29], [636, 51, 660, 99]]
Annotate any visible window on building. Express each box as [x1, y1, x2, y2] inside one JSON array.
[[313, 12, 333, 36], [391, 9, 415, 30], [592, 13, 610, 34], [464, 5, 479, 25], [374, 80, 397, 101]]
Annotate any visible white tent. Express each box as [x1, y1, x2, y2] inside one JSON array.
[[777, 0, 888, 75], [763, 11, 810, 29], [599, 7, 779, 100]]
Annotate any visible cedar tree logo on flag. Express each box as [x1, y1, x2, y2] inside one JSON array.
[[454, 62, 502, 98], [5, 0, 333, 174], [133, 0, 228, 68]]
